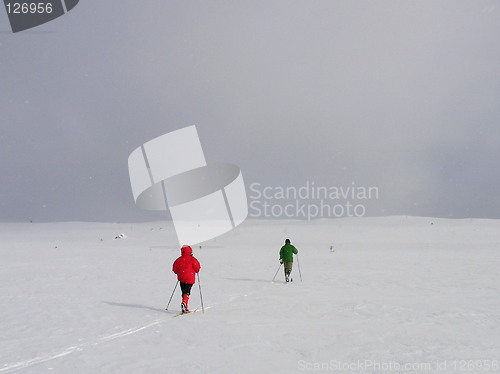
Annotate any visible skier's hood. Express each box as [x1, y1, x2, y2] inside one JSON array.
[[181, 245, 193, 256]]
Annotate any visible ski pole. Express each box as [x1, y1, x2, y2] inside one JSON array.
[[272, 263, 282, 282], [197, 273, 205, 313], [296, 254, 303, 282], [165, 280, 179, 310]]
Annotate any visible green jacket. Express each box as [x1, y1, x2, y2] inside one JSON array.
[[279, 244, 298, 263]]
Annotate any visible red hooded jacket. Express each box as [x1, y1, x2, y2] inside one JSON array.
[[172, 245, 201, 284]]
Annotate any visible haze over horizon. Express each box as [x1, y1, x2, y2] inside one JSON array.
[[1, 1, 499, 222]]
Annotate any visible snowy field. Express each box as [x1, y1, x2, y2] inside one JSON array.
[[1, 217, 499, 374]]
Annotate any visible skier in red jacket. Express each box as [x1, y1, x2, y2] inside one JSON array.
[[172, 245, 201, 313]]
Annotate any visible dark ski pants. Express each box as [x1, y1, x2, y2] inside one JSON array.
[[180, 282, 193, 296], [284, 262, 293, 276]]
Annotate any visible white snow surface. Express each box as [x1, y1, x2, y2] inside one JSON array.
[[1, 217, 499, 374]]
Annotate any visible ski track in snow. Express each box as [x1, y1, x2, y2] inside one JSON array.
[[0, 347, 81, 373], [0, 317, 169, 373], [1, 304, 207, 373], [0, 293, 217, 374]]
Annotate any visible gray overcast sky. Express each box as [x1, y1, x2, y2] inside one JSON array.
[[0, 0, 499, 222]]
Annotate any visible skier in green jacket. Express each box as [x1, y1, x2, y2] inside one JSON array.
[[279, 239, 298, 282]]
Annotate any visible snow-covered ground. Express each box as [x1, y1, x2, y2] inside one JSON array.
[[1, 217, 499, 374]]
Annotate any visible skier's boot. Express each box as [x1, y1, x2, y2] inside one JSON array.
[[181, 294, 190, 313], [285, 273, 289, 283]]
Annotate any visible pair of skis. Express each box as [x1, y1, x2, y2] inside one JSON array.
[[172, 308, 200, 317]]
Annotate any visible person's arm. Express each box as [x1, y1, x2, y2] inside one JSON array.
[[172, 258, 178, 274], [193, 258, 201, 273]]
